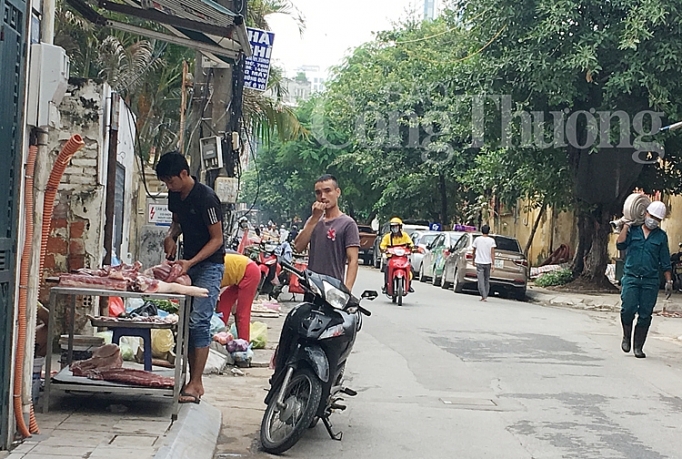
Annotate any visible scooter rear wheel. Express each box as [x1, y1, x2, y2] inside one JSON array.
[[260, 368, 323, 455]]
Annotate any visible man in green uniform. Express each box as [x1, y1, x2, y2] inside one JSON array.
[[617, 201, 672, 358]]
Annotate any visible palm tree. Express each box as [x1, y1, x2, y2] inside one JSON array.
[[242, 0, 308, 144]]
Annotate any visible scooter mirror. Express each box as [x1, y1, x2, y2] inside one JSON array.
[[361, 290, 379, 300]]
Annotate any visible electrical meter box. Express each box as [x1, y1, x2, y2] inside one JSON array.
[[200, 136, 224, 170], [27, 43, 70, 128]]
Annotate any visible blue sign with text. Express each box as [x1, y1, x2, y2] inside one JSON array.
[[244, 27, 275, 92], [430, 222, 442, 231]]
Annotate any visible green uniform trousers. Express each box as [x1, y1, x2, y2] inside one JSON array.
[[620, 274, 659, 328]]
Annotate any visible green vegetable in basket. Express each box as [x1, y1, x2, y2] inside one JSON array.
[[145, 299, 178, 314]]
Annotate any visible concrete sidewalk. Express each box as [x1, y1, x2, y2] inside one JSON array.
[[6, 391, 220, 459]]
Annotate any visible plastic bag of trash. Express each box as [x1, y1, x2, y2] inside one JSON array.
[[151, 329, 174, 357], [231, 347, 254, 368], [227, 338, 250, 353], [210, 313, 227, 336], [250, 322, 268, 349]]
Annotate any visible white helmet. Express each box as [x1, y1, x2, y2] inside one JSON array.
[[647, 201, 667, 220]]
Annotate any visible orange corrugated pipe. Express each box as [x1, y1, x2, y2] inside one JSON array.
[[15, 135, 84, 438], [14, 145, 38, 438], [39, 135, 85, 276]]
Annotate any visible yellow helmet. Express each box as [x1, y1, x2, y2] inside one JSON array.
[[389, 217, 403, 225]]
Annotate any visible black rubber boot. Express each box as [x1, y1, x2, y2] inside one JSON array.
[[621, 318, 633, 353], [633, 325, 649, 359]]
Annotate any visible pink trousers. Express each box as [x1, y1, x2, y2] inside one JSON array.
[[217, 261, 260, 342]]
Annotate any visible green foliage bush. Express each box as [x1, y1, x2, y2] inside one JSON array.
[[534, 269, 573, 287]]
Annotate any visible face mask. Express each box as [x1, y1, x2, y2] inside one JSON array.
[[240, 222, 248, 229], [391, 227, 400, 234], [644, 217, 659, 230]]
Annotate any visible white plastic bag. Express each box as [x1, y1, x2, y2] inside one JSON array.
[[118, 336, 142, 361]]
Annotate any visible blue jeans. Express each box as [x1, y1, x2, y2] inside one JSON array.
[[187, 261, 224, 349]]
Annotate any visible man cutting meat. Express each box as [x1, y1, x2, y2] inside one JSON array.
[[156, 152, 224, 404]]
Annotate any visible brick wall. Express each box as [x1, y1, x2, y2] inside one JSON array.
[[40, 79, 107, 335]]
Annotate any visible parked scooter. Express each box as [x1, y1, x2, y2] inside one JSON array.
[[245, 242, 282, 299], [384, 244, 413, 306], [670, 242, 682, 291], [260, 261, 376, 455]]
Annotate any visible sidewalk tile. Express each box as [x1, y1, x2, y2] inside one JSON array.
[[88, 446, 156, 459], [29, 444, 94, 456], [110, 435, 159, 447]]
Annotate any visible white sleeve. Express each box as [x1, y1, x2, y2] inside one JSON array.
[[491, 239, 497, 248]]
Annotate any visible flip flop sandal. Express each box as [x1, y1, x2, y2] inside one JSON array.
[[179, 391, 201, 404]]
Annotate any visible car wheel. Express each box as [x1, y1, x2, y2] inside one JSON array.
[[419, 264, 428, 283], [431, 269, 441, 287], [441, 266, 452, 289], [512, 287, 527, 301], [453, 268, 464, 293]]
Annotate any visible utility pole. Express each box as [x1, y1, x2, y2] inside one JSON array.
[[188, 0, 245, 245]]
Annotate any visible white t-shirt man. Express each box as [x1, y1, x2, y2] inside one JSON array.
[[472, 235, 496, 265]]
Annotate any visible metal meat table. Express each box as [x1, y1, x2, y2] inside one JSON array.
[[42, 286, 191, 420]]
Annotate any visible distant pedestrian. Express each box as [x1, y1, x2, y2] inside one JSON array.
[[617, 201, 672, 358], [472, 225, 496, 301]]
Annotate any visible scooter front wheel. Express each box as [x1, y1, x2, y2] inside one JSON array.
[[260, 368, 323, 455]]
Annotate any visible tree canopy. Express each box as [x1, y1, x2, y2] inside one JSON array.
[[241, 0, 682, 285]]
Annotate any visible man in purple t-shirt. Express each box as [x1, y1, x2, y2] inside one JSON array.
[[294, 174, 360, 291]]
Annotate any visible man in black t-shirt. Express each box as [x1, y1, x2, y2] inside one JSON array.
[[156, 152, 224, 404]]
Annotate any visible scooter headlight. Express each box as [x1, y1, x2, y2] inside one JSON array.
[[323, 281, 350, 309]]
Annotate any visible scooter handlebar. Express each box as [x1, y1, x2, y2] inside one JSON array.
[[279, 259, 305, 278], [357, 306, 372, 316]]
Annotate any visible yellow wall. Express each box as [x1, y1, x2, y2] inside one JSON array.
[[496, 204, 578, 266], [498, 195, 682, 267]]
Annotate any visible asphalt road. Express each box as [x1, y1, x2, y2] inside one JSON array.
[[279, 266, 682, 459]]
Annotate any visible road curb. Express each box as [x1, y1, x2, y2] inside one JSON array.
[[154, 401, 222, 459], [526, 291, 621, 312]]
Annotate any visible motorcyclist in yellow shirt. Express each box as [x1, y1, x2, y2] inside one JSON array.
[[380, 218, 415, 293]]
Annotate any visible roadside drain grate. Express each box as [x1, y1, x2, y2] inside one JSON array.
[[440, 398, 497, 407]]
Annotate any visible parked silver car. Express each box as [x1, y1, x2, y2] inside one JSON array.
[[409, 231, 441, 277], [418, 231, 466, 286], [441, 233, 528, 299]]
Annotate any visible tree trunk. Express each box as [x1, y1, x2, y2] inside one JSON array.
[[571, 210, 588, 277], [571, 205, 616, 289], [439, 173, 448, 226], [524, 202, 546, 258]]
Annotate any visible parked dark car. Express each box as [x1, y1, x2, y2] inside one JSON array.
[[358, 225, 378, 265], [441, 233, 528, 300]]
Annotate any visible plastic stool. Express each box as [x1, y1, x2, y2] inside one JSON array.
[[112, 328, 152, 371]]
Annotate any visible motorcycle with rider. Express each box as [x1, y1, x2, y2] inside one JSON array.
[[379, 218, 415, 304]]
